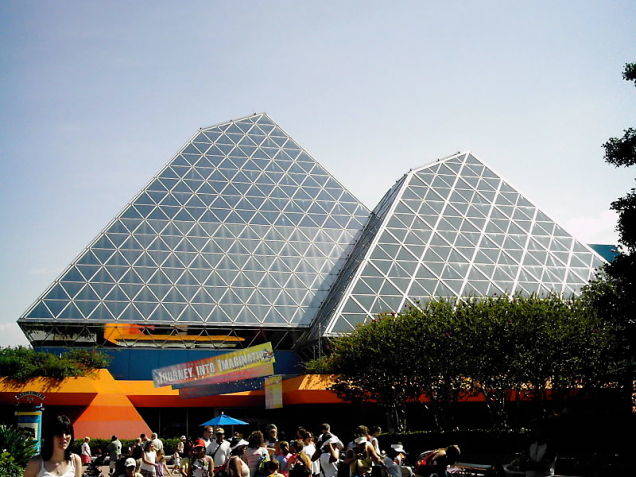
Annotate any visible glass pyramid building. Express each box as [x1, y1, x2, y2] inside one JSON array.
[[309, 152, 606, 337], [19, 118, 605, 348], [18, 113, 369, 348]]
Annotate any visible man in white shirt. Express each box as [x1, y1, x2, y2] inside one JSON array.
[[318, 436, 343, 477], [202, 425, 214, 449], [207, 427, 231, 469], [151, 432, 164, 453]]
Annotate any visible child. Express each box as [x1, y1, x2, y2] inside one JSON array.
[[275, 441, 292, 476], [172, 451, 182, 470], [264, 459, 285, 477], [155, 450, 172, 477]]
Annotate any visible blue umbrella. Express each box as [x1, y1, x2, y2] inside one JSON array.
[[200, 412, 248, 427]]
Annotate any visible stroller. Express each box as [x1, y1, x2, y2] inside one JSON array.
[[82, 455, 105, 477]]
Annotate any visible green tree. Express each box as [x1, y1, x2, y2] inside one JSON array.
[[583, 61, 636, 413], [0, 346, 110, 382], [308, 295, 616, 431], [306, 311, 424, 432], [401, 301, 471, 431]]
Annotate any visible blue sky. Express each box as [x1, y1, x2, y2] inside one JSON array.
[[1, 1, 634, 346]]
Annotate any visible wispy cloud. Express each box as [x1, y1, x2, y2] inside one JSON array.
[[0, 322, 29, 347], [564, 210, 618, 245], [28, 267, 56, 277]]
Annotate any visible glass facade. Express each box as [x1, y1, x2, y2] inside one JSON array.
[[18, 118, 606, 347], [19, 113, 369, 331], [310, 152, 606, 336]]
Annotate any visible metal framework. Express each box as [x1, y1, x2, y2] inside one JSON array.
[[18, 115, 606, 348], [19, 113, 369, 341], [309, 152, 606, 337]]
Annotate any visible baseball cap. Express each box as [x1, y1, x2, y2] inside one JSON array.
[[216, 427, 225, 434], [125, 458, 136, 468], [193, 438, 207, 448]]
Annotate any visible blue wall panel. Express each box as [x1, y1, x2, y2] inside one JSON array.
[[35, 347, 302, 380]]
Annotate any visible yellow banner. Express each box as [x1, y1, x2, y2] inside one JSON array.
[[265, 375, 283, 409], [152, 342, 275, 388]]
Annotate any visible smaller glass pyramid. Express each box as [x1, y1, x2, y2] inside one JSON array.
[[311, 152, 606, 337]]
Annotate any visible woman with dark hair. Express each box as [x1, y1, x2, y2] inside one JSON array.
[[243, 430, 268, 476], [23, 414, 82, 477]]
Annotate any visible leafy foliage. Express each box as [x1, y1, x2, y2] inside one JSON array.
[[586, 61, 636, 412], [622, 62, 636, 84], [0, 452, 23, 477], [0, 347, 110, 382], [308, 295, 617, 431], [603, 128, 636, 168], [0, 425, 37, 468]]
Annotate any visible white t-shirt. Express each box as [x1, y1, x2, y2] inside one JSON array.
[[244, 446, 268, 475], [302, 444, 319, 475], [207, 439, 231, 467], [319, 452, 338, 477], [81, 442, 91, 457], [152, 438, 163, 453], [140, 450, 156, 471]]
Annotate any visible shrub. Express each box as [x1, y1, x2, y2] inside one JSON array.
[[0, 452, 23, 477], [0, 425, 37, 467], [0, 346, 110, 382]]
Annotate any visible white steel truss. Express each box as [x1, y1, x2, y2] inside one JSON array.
[[312, 152, 606, 336], [19, 113, 370, 328]]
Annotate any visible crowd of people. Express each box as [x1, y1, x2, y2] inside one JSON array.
[[22, 416, 467, 477]]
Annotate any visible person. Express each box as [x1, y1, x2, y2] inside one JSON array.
[[415, 445, 460, 477], [226, 437, 250, 477], [202, 426, 214, 449], [120, 457, 143, 477], [384, 445, 406, 477], [155, 450, 172, 477], [81, 437, 92, 467], [264, 424, 278, 449], [172, 451, 182, 471], [318, 436, 342, 477], [522, 428, 556, 477], [346, 426, 369, 451], [314, 424, 332, 450], [207, 427, 231, 470], [109, 435, 123, 476], [152, 433, 164, 454], [243, 430, 269, 476], [24, 414, 82, 477], [131, 438, 144, 471], [298, 430, 319, 477], [344, 437, 374, 477], [177, 436, 186, 458], [189, 439, 214, 477], [287, 443, 312, 477], [140, 441, 158, 477], [274, 441, 292, 476], [264, 459, 285, 477], [368, 427, 381, 456]]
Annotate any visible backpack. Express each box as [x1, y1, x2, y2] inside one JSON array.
[[255, 451, 271, 477], [290, 457, 312, 477]]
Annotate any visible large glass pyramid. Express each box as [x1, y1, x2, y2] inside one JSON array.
[[19, 113, 369, 330], [311, 152, 606, 336]]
